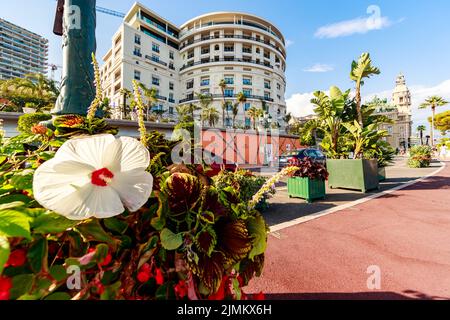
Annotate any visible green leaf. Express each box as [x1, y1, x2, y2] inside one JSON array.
[[100, 281, 121, 300], [27, 237, 48, 273], [31, 211, 79, 234], [232, 277, 242, 300], [76, 219, 118, 248], [155, 282, 175, 300], [247, 215, 268, 260], [0, 194, 31, 205], [38, 151, 55, 161], [93, 243, 109, 263], [0, 235, 10, 275], [10, 169, 34, 190], [104, 217, 128, 234], [10, 274, 33, 300], [160, 228, 183, 251], [151, 216, 165, 231], [0, 209, 31, 239], [49, 265, 68, 282], [0, 201, 25, 210], [44, 292, 71, 300]]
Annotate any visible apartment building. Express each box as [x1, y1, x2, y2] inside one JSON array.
[[101, 2, 287, 128], [0, 18, 48, 80]]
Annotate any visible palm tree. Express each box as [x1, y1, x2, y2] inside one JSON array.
[[196, 93, 213, 124], [201, 106, 220, 127], [247, 106, 264, 130], [119, 88, 132, 119], [419, 96, 449, 146], [219, 79, 228, 127], [417, 125, 427, 145], [300, 86, 349, 158], [138, 83, 158, 121], [350, 53, 380, 126], [235, 92, 247, 128]]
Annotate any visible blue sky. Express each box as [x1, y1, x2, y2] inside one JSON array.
[[1, 0, 450, 132]]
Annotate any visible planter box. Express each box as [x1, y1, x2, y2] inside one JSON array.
[[378, 167, 386, 181], [327, 159, 379, 193], [288, 177, 326, 203]]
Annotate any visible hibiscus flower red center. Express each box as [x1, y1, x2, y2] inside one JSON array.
[[91, 168, 114, 187]]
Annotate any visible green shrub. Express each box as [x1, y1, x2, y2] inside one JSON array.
[[17, 113, 52, 134], [408, 145, 432, 168]]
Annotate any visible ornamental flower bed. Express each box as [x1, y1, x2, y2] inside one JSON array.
[[0, 70, 298, 300], [287, 158, 329, 203], [0, 117, 272, 300]]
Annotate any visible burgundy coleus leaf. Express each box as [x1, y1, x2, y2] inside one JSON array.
[[216, 219, 252, 263], [203, 187, 228, 219], [238, 254, 265, 286], [163, 173, 202, 215], [190, 251, 225, 293], [194, 227, 217, 256]]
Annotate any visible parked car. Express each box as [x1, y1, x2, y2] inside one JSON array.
[[278, 148, 326, 169]]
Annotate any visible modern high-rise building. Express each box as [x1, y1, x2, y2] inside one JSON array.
[[0, 18, 49, 80], [101, 2, 288, 129]]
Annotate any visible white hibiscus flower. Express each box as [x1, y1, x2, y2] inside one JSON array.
[[33, 134, 153, 220]]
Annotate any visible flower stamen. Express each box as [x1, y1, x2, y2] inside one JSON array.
[[91, 168, 114, 187]]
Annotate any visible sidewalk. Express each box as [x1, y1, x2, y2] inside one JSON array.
[[247, 161, 450, 300]]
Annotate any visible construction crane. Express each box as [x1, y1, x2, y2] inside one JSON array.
[[96, 6, 125, 18], [49, 64, 63, 81]]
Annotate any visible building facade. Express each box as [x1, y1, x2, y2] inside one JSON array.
[[101, 3, 287, 129], [377, 73, 413, 150], [0, 18, 48, 80]]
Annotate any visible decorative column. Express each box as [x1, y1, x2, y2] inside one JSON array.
[[52, 0, 96, 115]]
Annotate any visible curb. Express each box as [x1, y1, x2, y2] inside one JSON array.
[[269, 161, 447, 233]]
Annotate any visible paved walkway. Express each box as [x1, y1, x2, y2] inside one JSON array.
[[247, 161, 450, 300]]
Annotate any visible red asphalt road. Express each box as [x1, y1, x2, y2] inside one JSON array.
[[247, 162, 450, 300]]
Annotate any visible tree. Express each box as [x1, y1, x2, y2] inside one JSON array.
[[138, 83, 158, 121], [219, 79, 227, 127], [420, 96, 449, 146], [234, 92, 247, 128], [247, 106, 264, 130], [417, 125, 427, 145], [201, 106, 220, 127], [119, 88, 132, 119], [343, 121, 388, 158], [431, 110, 450, 135], [350, 53, 380, 126]]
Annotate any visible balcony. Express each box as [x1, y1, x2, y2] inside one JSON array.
[[156, 95, 167, 101], [145, 55, 167, 67], [133, 51, 142, 57], [178, 93, 274, 103], [200, 80, 210, 86], [179, 34, 286, 59], [180, 58, 273, 72], [243, 79, 252, 85], [168, 98, 176, 103], [264, 84, 271, 89]]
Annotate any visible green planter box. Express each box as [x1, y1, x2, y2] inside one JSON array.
[[288, 177, 326, 203], [378, 167, 386, 182], [327, 159, 379, 193]]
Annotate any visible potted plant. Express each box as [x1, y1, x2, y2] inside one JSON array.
[[287, 157, 329, 203], [408, 145, 432, 168], [364, 140, 396, 181]]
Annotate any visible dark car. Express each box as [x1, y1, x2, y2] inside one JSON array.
[[278, 148, 326, 169]]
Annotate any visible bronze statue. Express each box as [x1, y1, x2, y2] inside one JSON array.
[[52, 0, 96, 116]]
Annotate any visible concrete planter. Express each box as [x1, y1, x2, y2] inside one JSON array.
[[288, 177, 326, 203], [327, 159, 379, 193]]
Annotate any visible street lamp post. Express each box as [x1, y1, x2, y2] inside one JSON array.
[[52, 0, 97, 116]]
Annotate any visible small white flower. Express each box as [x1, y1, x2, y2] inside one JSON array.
[[33, 134, 153, 220]]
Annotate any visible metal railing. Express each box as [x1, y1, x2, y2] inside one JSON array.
[[180, 58, 273, 72], [179, 93, 274, 104]]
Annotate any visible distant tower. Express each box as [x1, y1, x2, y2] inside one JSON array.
[[391, 73, 412, 115]]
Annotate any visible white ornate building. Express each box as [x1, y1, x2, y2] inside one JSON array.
[[100, 2, 287, 129], [376, 73, 413, 150]]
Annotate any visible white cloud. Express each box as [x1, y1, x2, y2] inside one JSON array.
[[286, 92, 317, 117], [315, 16, 392, 39], [303, 63, 334, 73], [285, 39, 294, 47], [365, 79, 450, 134]]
